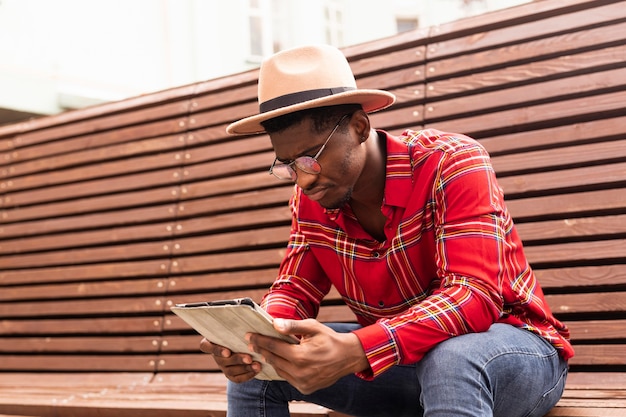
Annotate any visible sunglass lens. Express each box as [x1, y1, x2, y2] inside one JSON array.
[[271, 164, 293, 180], [295, 157, 321, 175]]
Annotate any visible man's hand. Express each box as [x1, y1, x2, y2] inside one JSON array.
[[199, 339, 262, 383], [246, 318, 370, 394]]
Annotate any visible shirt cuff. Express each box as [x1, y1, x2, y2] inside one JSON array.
[[352, 322, 400, 380]]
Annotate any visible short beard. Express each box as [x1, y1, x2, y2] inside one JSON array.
[[320, 187, 353, 210]]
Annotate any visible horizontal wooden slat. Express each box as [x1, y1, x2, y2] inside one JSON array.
[[168, 134, 271, 167], [0, 317, 163, 336], [172, 226, 289, 255], [499, 161, 626, 197], [507, 188, 626, 221], [175, 206, 290, 235], [169, 249, 285, 275], [480, 116, 625, 156], [166, 270, 278, 294], [159, 335, 206, 353], [516, 214, 626, 243], [492, 138, 626, 176], [155, 354, 220, 373], [1, 133, 188, 184], [0, 204, 177, 238], [546, 291, 626, 315], [0, 355, 157, 372], [4, 116, 191, 165], [0, 186, 181, 221], [0, 296, 166, 319], [0, 336, 161, 353], [426, 1, 625, 62], [0, 278, 168, 302], [176, 186, 292, 217], [0, 258, 172, 285], [369, 104, 424, 131], [427, 90, 626, 138], [8, 100, 191, 152], [548, 401, 626, 417], [5, 150, 184, 194], [427, 19, 626, 87], [564, 372, 626, 390], [565, 320, 626, 341], [568, 345, 626, 366], [536, 265, 626, 290], [0, 372, 154, 387], [525, 239, 626, 266], [0, 243, 174, 268], [2, 168, 185, 208], [0, 223, 174, 254], [427, 65, 626, 122], [180, 171, 281, 200]]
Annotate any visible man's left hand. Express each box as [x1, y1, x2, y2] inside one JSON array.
[[246, 318, 369, 394]]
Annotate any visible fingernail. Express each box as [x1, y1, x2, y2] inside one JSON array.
[[274, 318, 286, 330]]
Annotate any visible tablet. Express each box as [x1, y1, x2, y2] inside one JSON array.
[[171, 297, 298, 380]]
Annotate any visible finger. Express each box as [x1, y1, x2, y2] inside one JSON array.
[[247, 335, 304, 381], [273, 318, 322, 337], [200, 338, 232, 357], [223, 361, 262, 383], [248, 332, 295, 359], [214, 351, 256, 369], [251, 341, 294, 372]]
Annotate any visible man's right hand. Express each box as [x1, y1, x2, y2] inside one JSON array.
[[199, 338, 261, 383]]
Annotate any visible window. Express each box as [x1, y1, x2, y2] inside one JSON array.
[[247, 0, 273, 62], [396, 17, 418, 33], [324, 1, 344, 46]]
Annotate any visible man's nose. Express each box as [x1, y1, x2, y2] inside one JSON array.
[[294, 167, 318, 190]]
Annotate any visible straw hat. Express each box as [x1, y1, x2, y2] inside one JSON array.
[[226, 44, 396, 135]]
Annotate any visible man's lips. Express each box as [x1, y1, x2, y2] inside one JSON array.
[[304, 187, 328, 202]]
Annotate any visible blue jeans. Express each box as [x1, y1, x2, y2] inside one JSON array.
[[227, 323, 568, 417]]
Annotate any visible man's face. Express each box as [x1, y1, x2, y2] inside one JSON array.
[[269, 116, 365, 210]]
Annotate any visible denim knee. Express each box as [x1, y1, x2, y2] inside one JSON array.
[[415, 324, 567, 417]]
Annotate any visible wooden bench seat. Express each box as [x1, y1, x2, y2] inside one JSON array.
[[0, 0, 624, 415]]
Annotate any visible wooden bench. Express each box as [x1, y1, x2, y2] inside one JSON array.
[[0, 0, 624, 415]]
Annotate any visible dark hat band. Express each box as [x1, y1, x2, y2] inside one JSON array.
[[259, 86, 355, 113]]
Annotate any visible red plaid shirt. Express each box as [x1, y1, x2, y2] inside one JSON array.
[[262, 129, 574, 379]]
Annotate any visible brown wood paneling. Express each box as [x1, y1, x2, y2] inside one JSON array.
[[0, 1, 623, 415]]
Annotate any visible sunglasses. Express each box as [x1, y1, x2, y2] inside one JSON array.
[[269, 115, 349, 181]]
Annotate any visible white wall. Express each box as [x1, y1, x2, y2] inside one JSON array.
[[0, 0, 530, 119]]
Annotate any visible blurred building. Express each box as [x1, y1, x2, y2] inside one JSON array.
[[0, 0, 531, 125]]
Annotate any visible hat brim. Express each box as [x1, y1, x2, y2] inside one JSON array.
[[226, 89, 395, 135]]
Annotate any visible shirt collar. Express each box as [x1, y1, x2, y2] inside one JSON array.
[[380, 130, 415, 209]]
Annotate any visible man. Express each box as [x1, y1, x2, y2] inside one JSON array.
[[200, 44, 572, 417]]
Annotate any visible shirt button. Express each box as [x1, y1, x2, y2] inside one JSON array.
[[372, 251, 380, 258], [378, 301, 385, 307]]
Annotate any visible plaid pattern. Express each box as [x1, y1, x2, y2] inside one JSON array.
[[262, 129, 573, 379]]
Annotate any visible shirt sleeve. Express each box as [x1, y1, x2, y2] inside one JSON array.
[[354, 140, 509, 379], [261, 188, 332, 320]]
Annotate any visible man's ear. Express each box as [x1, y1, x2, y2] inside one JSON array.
[[351, 110, 371, 142]]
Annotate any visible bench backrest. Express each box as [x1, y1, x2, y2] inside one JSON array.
[[0, 0, 624, 377]]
